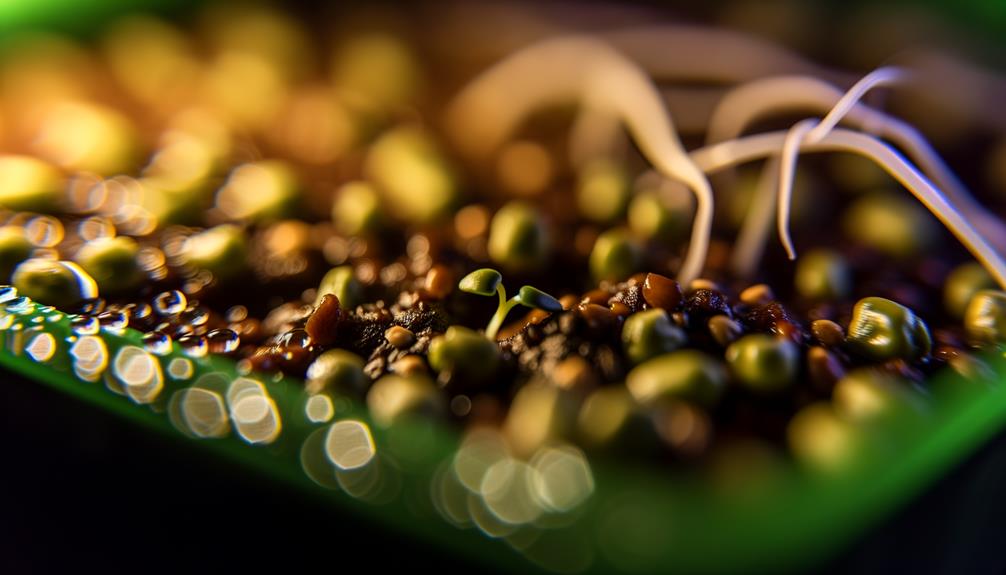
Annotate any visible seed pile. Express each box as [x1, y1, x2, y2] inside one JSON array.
[[0, 3, 1005, 471]]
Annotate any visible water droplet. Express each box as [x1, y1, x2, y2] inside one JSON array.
[[142, 331, 173, 355], [113, 346, 164, 404], [71, 315, 100, 335], [167, 357, 194, 380], [180, 305, 209, 327], [25, 215, 64, 247], [277, 329, 311, 349], [6, 297, 35, 315], [70, 335, 108, 382], [97, 310, 128, 332], [226, 305, 248, 323], [76, 298, 106, 316], [177, 334, 207, 357], [26, 332, 56, 362], [123, 302, 153, 328], [0, 286, 17, 303], [206, 328, 240, 353], [153, 290, 187, 316], [77, 216, 116, 242]]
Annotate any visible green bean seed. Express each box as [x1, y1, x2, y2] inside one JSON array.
[[725, 334, 799, 393], [794, 249, 852, 301], [12, 258, 98, 308], [75, 236, 143, 293], [305, 349, 367, 396], [487, 201, 549, 271], [945, 262, 995, 319], [589, 227, 642, 282], [846, 296, 932, 361], [626, 350, 727, 408], [0, 226, 34, 282], [427, 325, 500, 382], [621, 309, 686, 365], [315, 265, 363, 309], [964, 290, 1006, 347]]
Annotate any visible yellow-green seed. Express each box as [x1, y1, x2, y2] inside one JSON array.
[[625, 350, 727, 408], [0, 155, 64, 212], [181, 224, 248, 281], [332, 181, 381, 235], [786, 402, 865, 474], [628, 190, 688, 243], [12, 258, 98, 308], [845, 296, 932, 362], [621, 308, 686, 365], [487, 201, 549, 271], [216, 159, 299, 222], [305, 349, 367, 396], [794, 249, 851, 301], [427, 325, 500, 382], [589, 227, 642, 282], [0, 226, 34, 282], [832, 368, 926, 425], [366, 373, 444, 427], [841, 192, 935, 257], [75, 236, 144, 293], [725, 334, 799, 393], [964, 290, 1006, 347], [365, 126, 455, 223], [315, 265, 363, 309], [944, 262, 995, 319], [576, 160, 629, 223]]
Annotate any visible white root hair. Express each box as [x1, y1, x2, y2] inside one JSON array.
[[446, 36, 714, 285]]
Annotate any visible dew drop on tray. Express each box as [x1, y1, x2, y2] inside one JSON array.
[[154, 290, 187, 316]]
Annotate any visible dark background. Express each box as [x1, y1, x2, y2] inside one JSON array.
[[3, 370, 1006, 574]]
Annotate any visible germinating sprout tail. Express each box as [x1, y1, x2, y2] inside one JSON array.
[[775, 67, 907, 261], [689, 128, 1006, 290], [712, 72, 1006, 275], [447, 35, 715, 285]]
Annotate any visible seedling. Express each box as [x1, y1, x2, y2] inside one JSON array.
[[458, 268, 562, 340]]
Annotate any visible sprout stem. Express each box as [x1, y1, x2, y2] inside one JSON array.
[[485, 284, 523, 341], [485, 284, 511, 340]]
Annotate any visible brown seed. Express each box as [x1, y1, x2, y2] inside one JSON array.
[[551, 356, 597, 393], [580, 288, 610, 306], [391, 355, 427, 376], [558, 294, 579, 310], [708, 314, 743, 347], [688, 278, 721, 293], [642, 272, 682, 311], [385, 325, 416, 349], [305, 294, 341, 347], [578, 302, 615, 330], [807, 346, 845, 394], [811, 319, 845, 348], [423, 264, 454, 300], [610, 302, 631, 317], [740, 284, 775, 306]]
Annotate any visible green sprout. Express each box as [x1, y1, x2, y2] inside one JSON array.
[[458, 268, 562, 340]]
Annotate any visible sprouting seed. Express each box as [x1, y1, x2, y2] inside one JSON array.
[[458, 268, 562, 340]]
